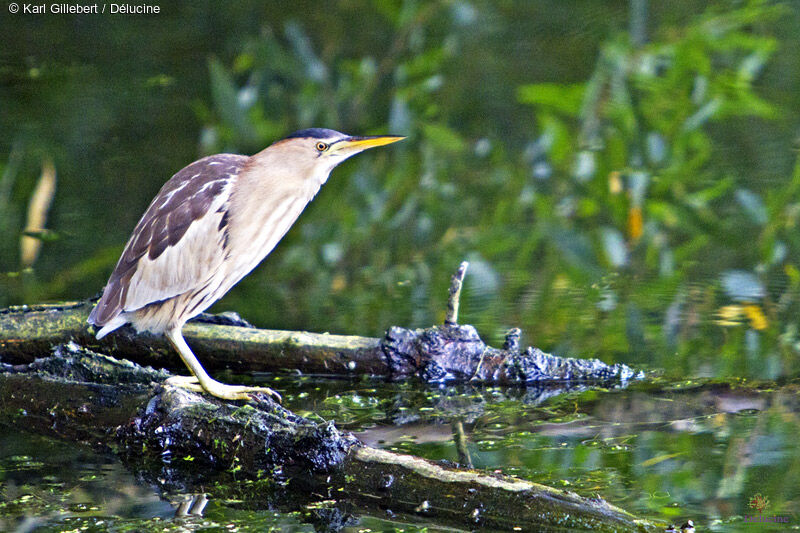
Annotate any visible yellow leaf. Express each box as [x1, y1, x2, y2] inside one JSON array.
[[640, 452, 684, 467], [553, 274, 570, 291], [628, 206, 643, 242], [331, 274, 347, 292], [744, 304, 768, 331], [20, 159, 56, 268], [715, 305, 743, 327], [608, 171, 623, 195]]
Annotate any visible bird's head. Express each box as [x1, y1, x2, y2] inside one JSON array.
[[266, 128, 404, 178]]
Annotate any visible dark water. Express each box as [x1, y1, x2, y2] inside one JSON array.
[[3, 0, 800, 531], [2, 376, 799, 531]]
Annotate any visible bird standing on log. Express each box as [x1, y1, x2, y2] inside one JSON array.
[[88, 129, 404, 400]]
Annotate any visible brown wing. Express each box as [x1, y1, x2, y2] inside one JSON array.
[[88, 153, 249, 327]]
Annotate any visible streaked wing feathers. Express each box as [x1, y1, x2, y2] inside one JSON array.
[[89, 154, 249, 326]]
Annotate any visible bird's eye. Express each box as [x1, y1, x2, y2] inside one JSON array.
[[315, 142, 329, 152]]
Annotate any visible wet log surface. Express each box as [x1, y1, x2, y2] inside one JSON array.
[[0, 301, 642, 383], [0, 344, 660, 532]]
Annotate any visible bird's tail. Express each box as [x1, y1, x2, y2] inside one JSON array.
[[92, 315, 127, 339], [88, 301, 127, 339]]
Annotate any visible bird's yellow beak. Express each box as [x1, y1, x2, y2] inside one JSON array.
[[335, 135, 406, 152]]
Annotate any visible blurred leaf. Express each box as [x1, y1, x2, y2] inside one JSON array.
[[716, 304, 744, 327], [20, 159, 56, 268], [464, 253, 500, 300], [601, 227, 628, 268], [284, 21, 328, 83], [735, 188, 768, 225], [640, 452, 684, 467], [208, 57, 260, 147], [536, 113, 573, 164], [684, 177, 734, 208], [549, 227, 600, 276], [743, 304, 768, 331], [21, 229, 59, 243], [572, 150, 596, 182], [721, 270, 765, 302], [517, 83, 586, 116], [422, 123, 466, 152], [627, 207, 643, 242], [683, 98, 721, 131], [646, 132, 667, 165], [144, 74, 174, 88]]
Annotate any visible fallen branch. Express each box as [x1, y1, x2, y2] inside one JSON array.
[[0, 301, 386, 375], [0, 300, 641, 384], [0, 345, 660, 531]]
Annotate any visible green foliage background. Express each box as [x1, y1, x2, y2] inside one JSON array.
[[2, 0, 800, 378]]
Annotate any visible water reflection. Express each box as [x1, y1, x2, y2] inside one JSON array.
[[0, 431, 173, 532], [299, 378, 799, 532], [173, 493, 208, 518], [1, 376, 798, 530]]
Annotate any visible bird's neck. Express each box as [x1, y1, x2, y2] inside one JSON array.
[[242, 145, 332, 200], [222, 150, 331, 281]]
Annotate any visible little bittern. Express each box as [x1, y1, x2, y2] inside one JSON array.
[[89, 128, 404, 401]]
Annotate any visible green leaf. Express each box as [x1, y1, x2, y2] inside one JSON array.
[[684, 177, 734, 208], [421, 123, 466, 152], [517, 83, 586, 116], [207, 57, 260, 146]]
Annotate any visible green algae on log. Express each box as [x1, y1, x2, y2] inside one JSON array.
[[0, 301, 385, 375], [0, 344, 660, 532], [343, 446, 652, 531], [0, 301, 642, 383]]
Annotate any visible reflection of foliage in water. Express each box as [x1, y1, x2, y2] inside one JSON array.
[[279, 375, 800, 532], [3, 375, 797, 531]]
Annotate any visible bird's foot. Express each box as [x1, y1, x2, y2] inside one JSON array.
[[164, 375, 281, 402]]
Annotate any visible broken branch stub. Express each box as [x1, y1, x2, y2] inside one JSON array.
[[444, 261, 469, 326]]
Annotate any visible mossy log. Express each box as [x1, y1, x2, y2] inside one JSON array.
[[0, 345, 659, 532], [0, 301, 641, 383]]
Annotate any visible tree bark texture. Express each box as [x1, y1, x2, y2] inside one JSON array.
[[0, 301, 642, 383]]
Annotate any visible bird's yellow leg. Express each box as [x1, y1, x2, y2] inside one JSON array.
[[163, 375, 205, 393], [164, 328, 281, 402]]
